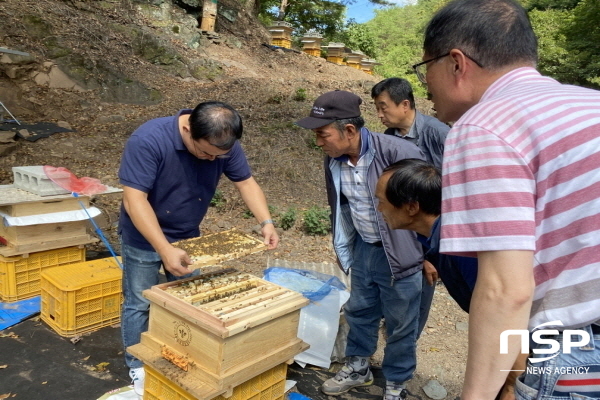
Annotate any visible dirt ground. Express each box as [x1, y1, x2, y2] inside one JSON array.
[[0, 0, 468, 398]]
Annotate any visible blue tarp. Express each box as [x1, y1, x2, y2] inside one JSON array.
[[0, 296, 41, 330], [263, 267, 346, 302]]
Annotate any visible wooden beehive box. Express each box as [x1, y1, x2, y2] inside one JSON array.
[[172, 229, 267, 270], [128, 269, 309, 399], [268, 21, 293, 40], [301, 29, 323, 51], [0, 186, 96, 256]]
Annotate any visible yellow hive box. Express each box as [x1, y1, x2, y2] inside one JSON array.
[[40, 257, 122, 337], [0, 246, 86, 302], [144, 362, 288, 400], [271, 38, 291, 49], [303, 48, 321, 57], [327, 56, 345, 65]]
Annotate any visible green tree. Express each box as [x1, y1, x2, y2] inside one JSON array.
[[524, 0, 580, 10], [258, 0, 394, 38], [332, 19, 377, 57], [366, 0, 448, 96], [562, 0, 600, 88], [529, 9, 576, 83]]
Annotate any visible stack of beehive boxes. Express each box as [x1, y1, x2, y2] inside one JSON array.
[[1, 166, 124, 339], [0, 166, 98, 303], [300, 29, 323, 57], [128, 266, 310, 400], [323, 43, 347, 65], [360, 59, 382, 75], [346, 50, 365, 70], [268, 21, 294, 49]]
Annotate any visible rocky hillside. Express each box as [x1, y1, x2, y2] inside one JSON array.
[[0, 0, 398, 206]]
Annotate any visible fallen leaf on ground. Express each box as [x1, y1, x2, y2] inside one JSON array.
[[0, 332, 18, 338], [0, 393, 12, 399], [94, 362, 110, 372], [0, 365, 7, 369], [81, 356, 90, 361]]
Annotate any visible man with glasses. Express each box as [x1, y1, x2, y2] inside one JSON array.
[[417, 1, 600, 400], [118, 101, 278, 395], [371, 78, 449, 336]]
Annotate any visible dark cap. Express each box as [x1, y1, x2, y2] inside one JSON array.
[[296, 90, 363, 129]]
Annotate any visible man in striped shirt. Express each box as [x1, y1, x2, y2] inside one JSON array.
[[417, 0, 600, 399]]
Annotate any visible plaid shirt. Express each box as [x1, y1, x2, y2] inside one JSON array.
[[339, 133, 381, 243]]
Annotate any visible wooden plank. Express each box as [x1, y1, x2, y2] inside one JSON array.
[[184, 278, 261, 305], [0, 219, 88, 244], [218, 290, 300, 322], [147, 305, 225, 374], [226, 296, 309, 335], [145, 288, 229, 336], [201, 285, 285, 312], [128, 341, 225, 398], [153, 267, 237, 292], [0, 196, 89, 217], [0, 235, 97, 257], [129, 336, 308, 399], [0, 185, 121, 206], [219, 311, 306, 372]]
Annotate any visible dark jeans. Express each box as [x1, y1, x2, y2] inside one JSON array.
[[344, 235, 422, 383]]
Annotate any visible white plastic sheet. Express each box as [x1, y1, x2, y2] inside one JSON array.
[[1, 207, 101, 226]]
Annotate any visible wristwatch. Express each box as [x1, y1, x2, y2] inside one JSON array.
[[260, 219, 274, 227]]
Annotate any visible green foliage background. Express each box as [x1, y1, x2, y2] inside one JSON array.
[[257, 0, 599, 91]]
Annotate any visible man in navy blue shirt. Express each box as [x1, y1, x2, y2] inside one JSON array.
[[374, 158, 477, 313], [118, 101, 278, 395]]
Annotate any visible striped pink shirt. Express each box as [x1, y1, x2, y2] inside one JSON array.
[[440, 67, 600, 329]]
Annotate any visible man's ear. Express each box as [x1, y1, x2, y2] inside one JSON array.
[[344, 123, 359, 139], [406, 201, 420, 216], [449, 48, 470, 79]]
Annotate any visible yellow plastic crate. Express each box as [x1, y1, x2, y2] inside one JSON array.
[[40, 257, 122, 337], [0, 246, 86, 302], [144, 362, 287, 400]]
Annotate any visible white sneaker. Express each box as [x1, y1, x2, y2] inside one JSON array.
[[129, 367, 145, 396]]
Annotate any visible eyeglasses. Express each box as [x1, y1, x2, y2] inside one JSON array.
[[191, 136, 231, 159], [412, 52, 484, 84]]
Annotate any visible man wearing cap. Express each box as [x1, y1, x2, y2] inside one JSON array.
[[296, 90, 426, 400]]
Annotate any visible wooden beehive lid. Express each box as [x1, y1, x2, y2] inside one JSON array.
[[172, 228, 267, 270], [301, 29, 323, 40], [145, 268, 309, 338]]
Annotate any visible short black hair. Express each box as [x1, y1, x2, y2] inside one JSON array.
[[333, 116, 365, 134], [424, 0, 538, 70], [371, 78, 415, 109], [383, 159, 441, 216], [189, 101, 243, 150]]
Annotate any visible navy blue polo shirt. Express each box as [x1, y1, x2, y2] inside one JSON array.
[[417, 217, 478, 313], [118, 109, 252, 251]]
